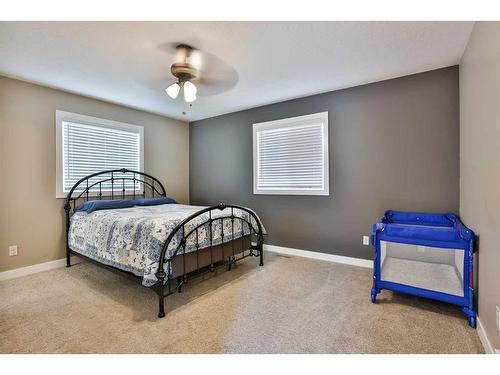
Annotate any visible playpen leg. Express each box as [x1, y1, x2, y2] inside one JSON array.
[[371, 288, 380, 303], [463, 307, 476, 328]]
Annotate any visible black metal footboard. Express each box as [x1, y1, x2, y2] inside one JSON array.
[[64, 169, 265, 318], [154, 203, 264, 317]]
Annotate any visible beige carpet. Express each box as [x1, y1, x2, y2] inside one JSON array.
[[0, 253, 483, 354]]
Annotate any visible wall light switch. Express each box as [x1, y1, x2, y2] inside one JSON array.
[[363, 236, 370, 246], [9, 245, 18, 256]]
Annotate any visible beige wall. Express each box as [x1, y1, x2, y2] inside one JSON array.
[[460, 22, 500, 349], [0, 75, 189, 272]]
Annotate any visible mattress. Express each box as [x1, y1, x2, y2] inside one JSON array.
[[68, 203, 261, 286]]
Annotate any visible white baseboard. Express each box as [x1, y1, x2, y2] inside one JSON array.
[[477, 317, 500, 354], [264, 244, 373, 268], [0, 246, 371, 282], [0, 256, 81, 282]]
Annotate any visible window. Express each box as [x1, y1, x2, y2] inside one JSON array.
[[253, 112, 329, 196], [56, 110, 144, 198]]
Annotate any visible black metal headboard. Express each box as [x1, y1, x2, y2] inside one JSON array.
[[64, 168, 166, 215]]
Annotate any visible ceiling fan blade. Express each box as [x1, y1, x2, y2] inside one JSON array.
[[195, 51, 239, 96]]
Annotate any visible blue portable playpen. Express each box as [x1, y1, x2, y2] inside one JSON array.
[[371, 210, 476, 327]]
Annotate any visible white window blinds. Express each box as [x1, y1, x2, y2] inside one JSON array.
[[56, 111, 144, 197], [253, 112, 329, 196]]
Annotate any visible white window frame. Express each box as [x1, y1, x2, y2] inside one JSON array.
[[253, 111, 329, 196], [55, 110, 144, 199]]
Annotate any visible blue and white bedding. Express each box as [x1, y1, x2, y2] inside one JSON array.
[[68, 203, 261, 286]]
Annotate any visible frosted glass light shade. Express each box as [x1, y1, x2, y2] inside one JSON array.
[[165, 82, 181, 99], [183, 81, 197, 102]]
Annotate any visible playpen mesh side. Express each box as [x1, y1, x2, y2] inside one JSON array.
[[380, 241, 464, 297]]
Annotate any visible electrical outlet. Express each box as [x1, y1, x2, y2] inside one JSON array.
[[363, 236, 370, 246], [496, 306, 500, 332], [9, 245, 18, 256]]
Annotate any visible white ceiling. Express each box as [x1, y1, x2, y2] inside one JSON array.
[[0, 22, 473, 122]]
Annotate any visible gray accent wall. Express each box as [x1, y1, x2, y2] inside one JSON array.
[[190, 66, 459, 260]]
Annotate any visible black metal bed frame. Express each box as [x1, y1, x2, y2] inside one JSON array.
[[64, 168, 264, 318]]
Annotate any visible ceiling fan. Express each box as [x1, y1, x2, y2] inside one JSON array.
[[165, 44, 200, 103], [164, 43, 239, 104]]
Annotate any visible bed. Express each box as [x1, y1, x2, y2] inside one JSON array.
[[64, 169, 265, 318]]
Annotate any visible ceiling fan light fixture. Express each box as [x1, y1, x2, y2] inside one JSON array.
[[165, 44, 203, 103], [183, 81, 197, 102], [165, 82, 181, 99]]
